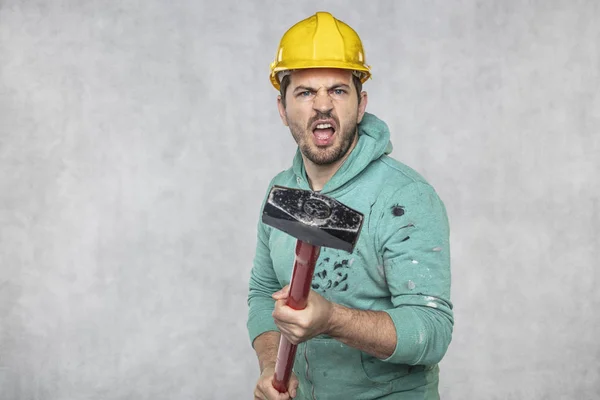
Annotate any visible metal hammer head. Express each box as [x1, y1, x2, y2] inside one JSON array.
[[262, 185, 364, 253]]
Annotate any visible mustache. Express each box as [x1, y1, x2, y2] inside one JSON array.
[[308, 111, 339, 129]]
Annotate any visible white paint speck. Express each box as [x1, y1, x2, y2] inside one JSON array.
[[407, 280, 416, 290], [412, 260, 419, 264], [432, 247, 442, 252], [348, 258, 355, 266]]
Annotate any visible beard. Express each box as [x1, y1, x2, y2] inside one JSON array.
[[287, 111, 358, 166]]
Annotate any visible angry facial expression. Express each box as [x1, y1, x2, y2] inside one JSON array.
[[277, 68, 368, 166]]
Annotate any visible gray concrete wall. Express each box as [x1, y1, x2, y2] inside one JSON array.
[[1, 1, 598, 399]]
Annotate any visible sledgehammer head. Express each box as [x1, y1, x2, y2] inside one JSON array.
[[262, 185, 364, 253]]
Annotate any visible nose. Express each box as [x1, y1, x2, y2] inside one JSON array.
[[312, 88, 334, 113]]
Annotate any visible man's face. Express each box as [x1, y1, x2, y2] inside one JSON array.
[[277, 68, 368, 166]]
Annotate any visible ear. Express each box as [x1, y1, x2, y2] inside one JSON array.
[[356, 91, 368, 124], [277, 95, 289, 126]]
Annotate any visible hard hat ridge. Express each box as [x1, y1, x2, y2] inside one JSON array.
[[269, 11, 372, 91]]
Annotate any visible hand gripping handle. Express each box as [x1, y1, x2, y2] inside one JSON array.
[[272, 240, 320, 393]]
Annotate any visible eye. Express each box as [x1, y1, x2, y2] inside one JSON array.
[[298, 91, 312, 97], [332, 88, 347, 96]]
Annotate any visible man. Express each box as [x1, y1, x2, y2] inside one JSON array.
[[247, 11, 453, 400]]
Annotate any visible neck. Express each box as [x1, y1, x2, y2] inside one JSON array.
[[304, 134, 358, 192]]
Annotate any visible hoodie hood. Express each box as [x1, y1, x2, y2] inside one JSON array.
[[291, 112, 393, 194]]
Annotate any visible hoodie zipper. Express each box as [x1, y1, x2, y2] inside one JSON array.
[[303, 342, 317, 400]]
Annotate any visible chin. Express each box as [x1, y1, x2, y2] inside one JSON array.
[[305, 149, 344, 166]]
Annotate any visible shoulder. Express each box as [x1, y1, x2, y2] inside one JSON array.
[[271, 168, 296, 186], [374, 155, 431, 188], [256, 167, 297, 220], [363, 155, 439, 200], [364, 156, 448, 223]]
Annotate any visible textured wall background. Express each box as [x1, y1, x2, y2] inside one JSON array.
[[1, 1, 598, 399]]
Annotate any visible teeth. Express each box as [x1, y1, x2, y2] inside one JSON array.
[[316, 123, 332, 129]]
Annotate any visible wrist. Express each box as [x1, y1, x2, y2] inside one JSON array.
[[253, 331, 280, 373], [325, 302, 348, 338], [260, 361, 277, 373]]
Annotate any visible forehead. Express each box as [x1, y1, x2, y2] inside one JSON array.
[[289, 68, 353, 87]]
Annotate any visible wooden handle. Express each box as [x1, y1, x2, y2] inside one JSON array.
[[272, 240, 320, 393]]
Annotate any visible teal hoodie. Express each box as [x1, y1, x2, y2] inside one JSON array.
[[247, 113, 453, 399]]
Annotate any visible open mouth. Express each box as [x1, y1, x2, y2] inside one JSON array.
[[312, 121, 336, 146]]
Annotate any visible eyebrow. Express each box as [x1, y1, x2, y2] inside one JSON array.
[[292, 83, 351, 93]]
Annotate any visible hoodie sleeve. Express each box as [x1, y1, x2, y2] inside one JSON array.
[[376, 181, 454, 365], [246, 182, 281, 346]]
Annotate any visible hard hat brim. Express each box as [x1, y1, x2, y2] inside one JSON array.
[[270, 61, 371, 91]]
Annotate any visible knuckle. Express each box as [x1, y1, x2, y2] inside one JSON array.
[[289, 336, 300, 345], [298, 319, 309, 329]]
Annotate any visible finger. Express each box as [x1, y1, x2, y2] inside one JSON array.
[[272, 285, 290, 300], [271, 311, 296, 333], [256, 381, 272, 400], [280, 330, 300, 345], [289, 375, 299, 398], [272, 300, 297, 321], [261, 384, 290, 400], [273, 298, 288, 311], [277, 392, 290, 400], [272, 301, 295, 324], [256, 384, 272, 400], [271, 320, 293, 341], [259, 375, 292, 400]]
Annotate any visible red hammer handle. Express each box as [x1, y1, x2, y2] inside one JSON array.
[[272, 240, 321, 393]]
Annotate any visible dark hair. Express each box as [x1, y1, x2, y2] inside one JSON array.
[[279, 72, 363, 108]]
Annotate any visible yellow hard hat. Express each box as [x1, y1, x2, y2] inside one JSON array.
[[269, 11, 372, 91]]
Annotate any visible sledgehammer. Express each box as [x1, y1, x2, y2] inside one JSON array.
[[261, 185, 364, 393]]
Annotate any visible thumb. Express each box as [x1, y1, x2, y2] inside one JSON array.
[[272, 285, 290, 300]]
